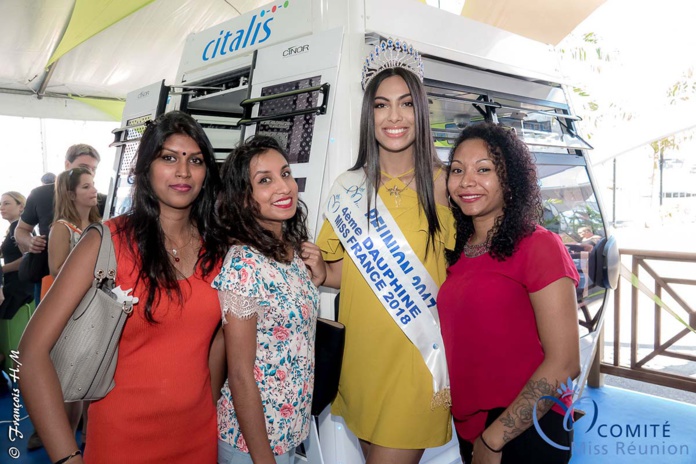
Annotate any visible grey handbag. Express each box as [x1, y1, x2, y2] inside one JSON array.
[[49, 223, 133, 402]]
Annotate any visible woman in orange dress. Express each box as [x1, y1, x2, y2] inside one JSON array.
[[19, 111, 227, 464]]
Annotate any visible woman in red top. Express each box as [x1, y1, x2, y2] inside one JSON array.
[[19, 111, 227, 464], [438, 123, 580, 464]]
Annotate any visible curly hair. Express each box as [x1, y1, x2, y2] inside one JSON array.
[[446, 123, 542, 264], [219, 135, 308, 263], [117, 111, 228, 323]]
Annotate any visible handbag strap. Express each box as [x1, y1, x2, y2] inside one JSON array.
[[82, 223, 117, 282]]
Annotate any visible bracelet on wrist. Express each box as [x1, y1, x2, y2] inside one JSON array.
[[479, 433, 503, 453], [54, 450, 81, 464]]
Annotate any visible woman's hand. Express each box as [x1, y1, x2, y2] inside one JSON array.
[[471, 436, 502, 464], [301, 242, 326, 287], [0, 287, 5, 306]]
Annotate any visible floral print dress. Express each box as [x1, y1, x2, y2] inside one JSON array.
[[213, 245, 319, 456]]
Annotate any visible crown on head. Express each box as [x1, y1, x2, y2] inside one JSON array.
[[361, 38, 424, 90]]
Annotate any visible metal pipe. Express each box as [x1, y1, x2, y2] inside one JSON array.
[[36, 62, 57, 100]]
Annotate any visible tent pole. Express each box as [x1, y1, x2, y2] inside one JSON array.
[[36, 62, 58, 100]]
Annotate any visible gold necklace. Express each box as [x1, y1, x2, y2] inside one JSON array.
[[380, 168, 415, 208], [165, 226, 195, 263]]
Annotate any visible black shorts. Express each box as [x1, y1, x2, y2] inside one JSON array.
[[457, 408, 573, 464]]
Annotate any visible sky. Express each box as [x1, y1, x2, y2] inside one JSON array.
[[558, 0, 696, 240], [560, 0, 696, 137], [576, 1, 696, 94]]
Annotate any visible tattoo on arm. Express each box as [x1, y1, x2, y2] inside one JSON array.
[[498, 377, 558, 444]]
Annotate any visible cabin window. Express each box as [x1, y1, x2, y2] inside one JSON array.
[[537, 159, 606, 335]]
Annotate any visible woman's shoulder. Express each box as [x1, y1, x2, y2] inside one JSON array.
[[433, 164, 446, 180], [213, 244, 270, 295], [221, 244, 279, 276], [49, 218, 73, 237], [515, 225, 579, 289], [528, 225, 561, 242], [101, 216, 135, 263], [54, 218, 81, 232], [224, 243, 262, 260], [518, 225, 568, 256], [433, 165, 449, 207], [104, 214, 125, 231], [331, 169, 366, 188]]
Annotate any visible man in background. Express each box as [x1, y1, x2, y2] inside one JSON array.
[[15, 144, 105, 257], [40, 172, 56, 185]]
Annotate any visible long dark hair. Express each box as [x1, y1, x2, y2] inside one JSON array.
[[117, 111, 227, 322], [446, 123, 542, 264], [219, 135, 308, 263], [352, 67, 442, 250]]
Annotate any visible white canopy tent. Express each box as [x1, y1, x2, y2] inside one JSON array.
[[0, 0, 605, 121], [0, 0, 267, 120]]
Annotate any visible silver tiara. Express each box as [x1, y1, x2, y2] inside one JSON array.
[[361, 38, 424, 90]]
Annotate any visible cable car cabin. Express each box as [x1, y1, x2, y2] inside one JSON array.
[[106, 1, 619, 462]]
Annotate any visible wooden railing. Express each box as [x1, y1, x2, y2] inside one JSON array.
[[600, 249, 696, 393]]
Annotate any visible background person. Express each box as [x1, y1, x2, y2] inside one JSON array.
[[20, 155, 103, 451], [41, 172, 57, 185], [43, 167, 101, 446], [317, 39, 454, 463], [15, 144, 103, 255], [578, 226, 601, 247], [15, 144, 105, 312], [0, 191, 33, 387], [214, 135, 324, 464], [0, 191, 33, 320], [18, 111, 228, 464], [438, 123, 580, 464], [47, 168, 101, 278]]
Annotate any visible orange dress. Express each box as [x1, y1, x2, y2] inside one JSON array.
[[84, 217, 220, 463]]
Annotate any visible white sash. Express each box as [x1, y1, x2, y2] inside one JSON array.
[[325, 170, 450, 406]]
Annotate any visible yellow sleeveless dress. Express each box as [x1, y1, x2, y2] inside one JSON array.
[[316, 172, 455, 448]]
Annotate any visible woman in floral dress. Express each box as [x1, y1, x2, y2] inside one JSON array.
[[214, 135, 326, 464]]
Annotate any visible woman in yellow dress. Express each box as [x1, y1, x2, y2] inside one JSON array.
[[317, 39, 454, 463]]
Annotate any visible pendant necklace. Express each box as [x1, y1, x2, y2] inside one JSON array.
[[380, 167, 415, 208], [166, 227, 195, 263]]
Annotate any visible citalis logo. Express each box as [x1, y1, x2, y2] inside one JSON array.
[[201, 1, 291, 62]]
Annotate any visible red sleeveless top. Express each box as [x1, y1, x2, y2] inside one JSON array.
[[85, 217, 220, 463]]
